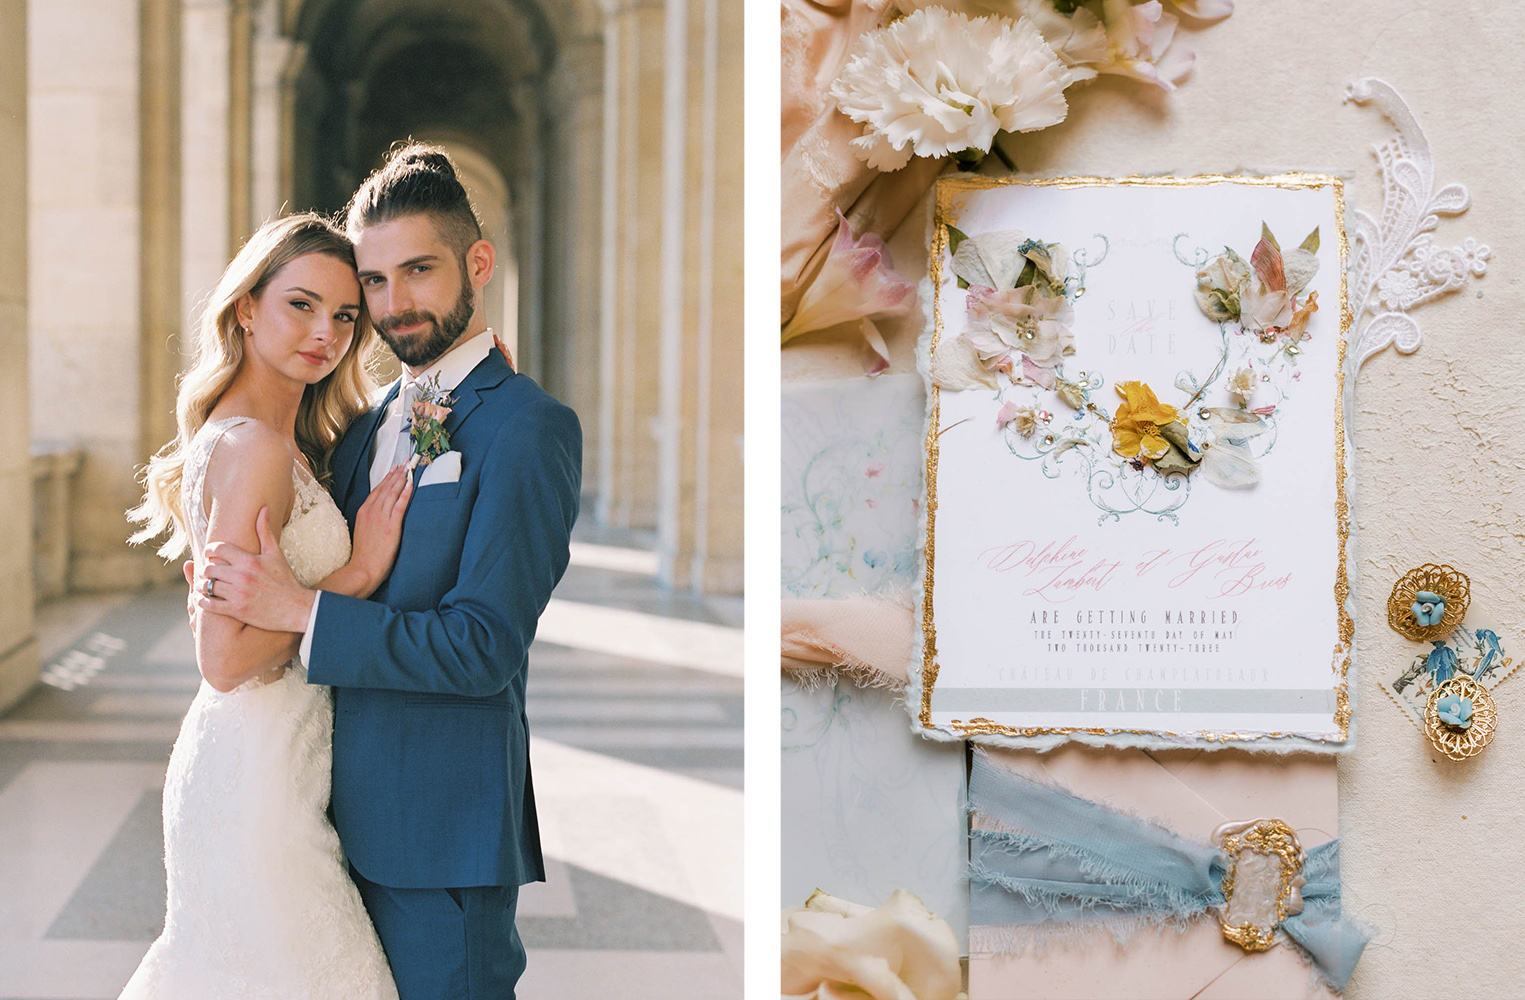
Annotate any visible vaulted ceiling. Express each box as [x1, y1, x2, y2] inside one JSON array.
[[283, 0, 585, 214]]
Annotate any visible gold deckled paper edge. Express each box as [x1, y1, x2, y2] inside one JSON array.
[[919, 198, 950, 732], [919, 173, 1353, 746]]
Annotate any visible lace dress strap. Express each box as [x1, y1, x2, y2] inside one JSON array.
[[182, 417, 254, 555], [290, 459, 330, 523]]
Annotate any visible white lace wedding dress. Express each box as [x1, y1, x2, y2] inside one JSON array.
[[120, 417, 397, 1000]]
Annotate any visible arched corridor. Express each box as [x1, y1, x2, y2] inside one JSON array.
[[283, 0, 566, 378], [6, 0, 742, 705]]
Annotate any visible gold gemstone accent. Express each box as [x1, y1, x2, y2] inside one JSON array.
[[1387, 563, 1470, 642], [1423, 675, 1497, 761], [1216, 819, 1305, 953]]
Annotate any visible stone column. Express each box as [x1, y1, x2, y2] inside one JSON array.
[[439, 141, 514, 360], [597, 0, 665, 531], [696, 0, 744, 594], [141, 0, 183, 502], [227, 0, 254, 246], [595, 8, 621, 525], [0, 2, 37, 710], [657, 0, 742, 593], [249, 0, 294, 226], [543, 34, 603, 494], [506, 82, 546, 385], [30, 0, 169, 590], [654, 0, 687, 576], [182, 0, 232, 350]]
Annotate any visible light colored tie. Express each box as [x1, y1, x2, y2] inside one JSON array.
[[388, 382, 420, 469]]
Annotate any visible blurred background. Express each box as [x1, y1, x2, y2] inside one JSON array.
[[0, 0, 743, 996]]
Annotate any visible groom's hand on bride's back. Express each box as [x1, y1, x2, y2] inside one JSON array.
[[196, 507, 316, 635]]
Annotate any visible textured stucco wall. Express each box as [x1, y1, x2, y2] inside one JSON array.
[[782, 3, 1525, 995]]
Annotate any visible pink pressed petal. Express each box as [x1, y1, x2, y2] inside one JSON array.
[[1250, 237, 1286, 292], [1022, 355, 1055, 389], [860, 317, 891, 378], [1130, 2, 1163, 47], [1152, 43, 1195, 85], [1149, 9, 1179, 60]]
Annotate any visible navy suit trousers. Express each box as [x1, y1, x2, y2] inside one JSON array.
[[352, 867, 525, 1000]]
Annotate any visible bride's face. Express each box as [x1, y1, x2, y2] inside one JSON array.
[[237, 252, 362, 385]]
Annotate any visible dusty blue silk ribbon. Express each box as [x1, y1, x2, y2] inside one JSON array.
[[968, 752, 1373, 991]]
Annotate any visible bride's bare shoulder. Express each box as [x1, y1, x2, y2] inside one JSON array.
[[201, 418, 297, 529]]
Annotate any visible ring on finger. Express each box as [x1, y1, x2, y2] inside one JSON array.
[[204, 577, 215, 599]]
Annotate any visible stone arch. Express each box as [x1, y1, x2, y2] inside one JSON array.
[[278, 0, 584, 386]]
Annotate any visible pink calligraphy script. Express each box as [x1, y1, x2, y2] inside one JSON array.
[[978, 537, 1124, 603], [981, 537, 1291, 600]]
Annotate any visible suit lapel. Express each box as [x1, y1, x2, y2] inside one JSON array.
[[341, 381, 400, 515], [439, 350, 511, 443]]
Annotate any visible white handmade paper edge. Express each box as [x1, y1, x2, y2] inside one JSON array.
[[904, 169, 1359, 755]]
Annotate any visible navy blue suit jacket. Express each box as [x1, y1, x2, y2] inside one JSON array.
[[308, 349, 581, 889]]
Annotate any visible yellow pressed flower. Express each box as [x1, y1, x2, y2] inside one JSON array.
[[1110, 381, 1180, 461]]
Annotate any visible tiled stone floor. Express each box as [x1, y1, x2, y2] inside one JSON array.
[[0, 535, 742, 999]]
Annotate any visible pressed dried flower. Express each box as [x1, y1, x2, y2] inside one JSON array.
[[1110, 380, 1180, 461]]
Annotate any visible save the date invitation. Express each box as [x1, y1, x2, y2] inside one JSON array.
[[915, 175, 1353, 748]]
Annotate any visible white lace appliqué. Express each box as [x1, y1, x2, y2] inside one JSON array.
[[119, 417, 396, 999], [1345, 78, 1491, 373]]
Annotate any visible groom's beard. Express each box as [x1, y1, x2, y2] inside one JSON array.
[[376, 277, 475, 368]]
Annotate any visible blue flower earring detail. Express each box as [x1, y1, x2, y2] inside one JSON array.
[[1390, 564, 1497, 759], [1424, 675, 1496, 760], [1435, 693, 1472, 729], [1388, 564, 1469, 642]]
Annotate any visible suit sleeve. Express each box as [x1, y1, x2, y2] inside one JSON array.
[[306, 399, 582, 697]]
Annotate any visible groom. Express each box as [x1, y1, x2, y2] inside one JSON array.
[[196, 143, 581, 998]]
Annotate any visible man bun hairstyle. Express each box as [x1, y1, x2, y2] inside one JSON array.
[[344, 141, 483, 267]]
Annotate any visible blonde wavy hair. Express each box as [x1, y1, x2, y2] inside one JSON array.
[[129, 213, 378, 558]]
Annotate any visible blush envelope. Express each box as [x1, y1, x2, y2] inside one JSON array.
[[968, 745, 1340, 1000]]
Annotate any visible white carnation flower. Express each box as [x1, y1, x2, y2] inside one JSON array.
[[782, 889, 964, 1000], [830, 7, 1069, 171]]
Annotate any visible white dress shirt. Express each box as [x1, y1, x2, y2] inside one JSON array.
[[297, 328, 498, 665]]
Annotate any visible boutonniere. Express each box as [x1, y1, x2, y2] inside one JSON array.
[[406, 373, 457, 468]]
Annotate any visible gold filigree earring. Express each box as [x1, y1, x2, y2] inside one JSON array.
[[1389, 563, 1501, 759], [1387, 563, 1469, 642], [1422, 674, 1496, 760]]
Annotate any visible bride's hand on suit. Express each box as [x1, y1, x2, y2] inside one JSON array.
[[197, 464, 414, 633], [347, 464, 414, 591]]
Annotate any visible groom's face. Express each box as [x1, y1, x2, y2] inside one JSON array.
[[353, 213, 475, 368]]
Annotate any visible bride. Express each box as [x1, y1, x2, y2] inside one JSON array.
[[122, 213, 411, 998]]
